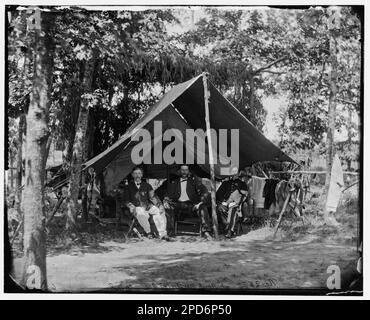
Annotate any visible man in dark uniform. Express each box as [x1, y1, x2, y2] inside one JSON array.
[[216, 168, 248, 238], [163, 165, 212, 239], [123, 166, 169, 240]]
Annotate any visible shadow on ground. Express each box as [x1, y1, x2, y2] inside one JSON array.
[[108, 236, 357, 290]]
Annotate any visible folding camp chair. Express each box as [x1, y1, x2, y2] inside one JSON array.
[[117, 210, 144, 239], [125, 216, 143, 239], [115, 201, 160, 239], [115, 198, 142, 239]]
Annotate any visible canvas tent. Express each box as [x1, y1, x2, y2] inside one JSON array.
[[84, 73, 294, 192]]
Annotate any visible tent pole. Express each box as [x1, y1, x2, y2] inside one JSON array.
[[166, 165, 170, 193], [202, 72, 219, 239]]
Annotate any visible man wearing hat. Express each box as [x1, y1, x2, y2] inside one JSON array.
[[216, 167, 248, 238]]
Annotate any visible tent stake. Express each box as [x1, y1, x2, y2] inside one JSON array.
[[202, 72, 219, 239]]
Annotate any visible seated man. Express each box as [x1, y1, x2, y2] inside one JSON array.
[[123, 166, 169, 240], [238, 169, 251, 221], [163, 164, 212, 239], [216, 168, 248, 238]]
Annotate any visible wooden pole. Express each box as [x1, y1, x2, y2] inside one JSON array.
[[166, 165, 170, 193], [273, 192, 291, 238], [203, 72, 219, 239]]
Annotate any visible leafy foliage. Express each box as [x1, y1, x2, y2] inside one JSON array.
[[7, 6, 361, 168], [276, 7, 361, 162]]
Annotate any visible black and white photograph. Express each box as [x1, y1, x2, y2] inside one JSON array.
[[1, 1, 365, 298]]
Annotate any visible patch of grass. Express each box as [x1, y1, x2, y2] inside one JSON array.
[[275, 187, 360, 246]]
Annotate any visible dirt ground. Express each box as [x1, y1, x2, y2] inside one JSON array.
[[10, 185, 360, 292], [11, 225, 358, 292]]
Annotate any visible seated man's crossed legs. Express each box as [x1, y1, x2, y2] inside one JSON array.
[[217, 203, 240, 238], [135, 206, 168, 239]]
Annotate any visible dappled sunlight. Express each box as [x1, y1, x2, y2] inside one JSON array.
[[12, 220, 358, 291]]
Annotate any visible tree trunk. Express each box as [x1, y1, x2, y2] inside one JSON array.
[[81, 113, 95, 221], [45, 135, 52, 166], [16, 114, 25, 252], [346, 106, 353, 170], [81, 178, 89, 221], [65, 105, 90, 230], [16, 114, 25, 202], [65, 57, 95, 230], [324, 32, 338, 195], [43, 135, 53, 183], [21, 10, 54, 290], [10, 153, 14, 190], [249, 74, 255, 115], [234, 81, 241, 105]]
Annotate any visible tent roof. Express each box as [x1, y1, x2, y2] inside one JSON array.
[[84, 75, 203, 172], [101, 105, 235, 189], [84, 73, 294, 177]]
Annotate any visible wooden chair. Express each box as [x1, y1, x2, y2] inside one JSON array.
[[174, 205, 202, 237], [175, 218, 202, 236], [125, 216, 143, 239], [115, 198, 141, 238], [116, 199, 162, 239]]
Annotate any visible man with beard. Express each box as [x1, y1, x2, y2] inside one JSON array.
[[124, 166, 170, 240], [164, 165, 212, 239]]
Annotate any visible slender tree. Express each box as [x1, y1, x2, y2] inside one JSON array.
[[65, 55, 96, 230], [16, 114, 25, 210], [21, 8, 55, 290], [324, 28, 338, 193]]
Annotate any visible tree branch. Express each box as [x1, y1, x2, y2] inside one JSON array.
[[337, 98, 358, 106], [253, 56, 288, 75], [260, 70, 286, 75]]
